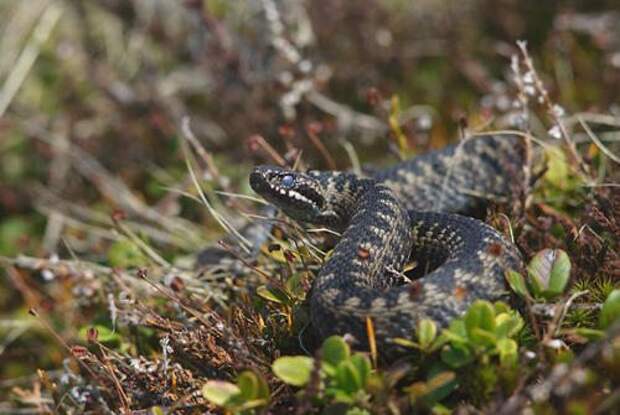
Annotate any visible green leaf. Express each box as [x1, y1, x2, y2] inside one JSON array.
[[469, 328, 497, 347], [441, 320, 468, 344], [335, 361, 363, 394], [406, 370, 457, 406], [505, 270, 530, 299], [417, 319, 438, 350], [424, 371, 457, 404], [430, 403, 453, 415], [235, 399, 270, 411], [261, 242, 300, 263], [285, 273, 307, 300], [350, 354, 372, 387], [391, 338, 420, 349], [600, 289, 620, 329], [571, 327, 605, 341], [527, 249, 571, 299], [322, 336, 351, 367], [464, 301, 496, 339], [272, 356, 314, 386], [325, 388, 354, 404], [497, 338, 518, 366], [441, 344, 473, 368], [256, 285, 291, 305], [202, 381, 240, 406], [493, 302, 511, 315], [494, 312, 524, 339], [236, 370, 269, 401]]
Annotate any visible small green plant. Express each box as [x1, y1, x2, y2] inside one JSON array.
[[272, 335, 373, 410], [417, 301, 525, 406], [506, 248, 571, 301], [256, 241, 310, 318], [569, 288, 620, 338], [393, 319, 442, 353], [202, 370, 270, 414], [439, 301, 523, 369]]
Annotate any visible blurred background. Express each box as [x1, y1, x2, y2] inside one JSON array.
[[0, 0, 619, 410]]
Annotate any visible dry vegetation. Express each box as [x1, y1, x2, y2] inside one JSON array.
[[0, 1, 619, 414]]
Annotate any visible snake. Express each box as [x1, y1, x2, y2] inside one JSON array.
[[249, 133, 528, 351]]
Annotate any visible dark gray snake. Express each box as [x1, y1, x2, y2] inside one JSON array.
[[250, 133, 528, 350]]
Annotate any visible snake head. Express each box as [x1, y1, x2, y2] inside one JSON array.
[[250, 166, 334, 225]]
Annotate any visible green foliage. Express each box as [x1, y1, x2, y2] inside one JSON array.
[[505, 269, 530, 299], [78, 325, 121, 345], [539, 146, 587, 211], [272, 336, 373, 410], [272, 356, 314, 386], [507, 248, 571, 301], [256, 242, 309, 310], [600, 289, 620, 329], [439, 301, 523, 369], [392, 319, 444, 353], [0, 217, 33, 256], [106, 239, 148, 268], [267, 302, 526, 411], [406, 369, 457, 410], [527, 249, 571, 300], [416, 301, 523, 407], [202, 370, 270, 414]]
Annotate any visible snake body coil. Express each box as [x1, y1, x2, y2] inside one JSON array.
[[250, 134, 527, 350]]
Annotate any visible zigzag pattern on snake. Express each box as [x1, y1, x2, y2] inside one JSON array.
[[250, 133, 529, 351]]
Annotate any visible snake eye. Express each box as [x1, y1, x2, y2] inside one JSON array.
[[281, 174, 295, 189]]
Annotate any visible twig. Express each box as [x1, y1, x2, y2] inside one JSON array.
[[247, 134, 287, 166], [516, 40, 590, 176], [307, 90, 388, 134], [181, 116, 231, 189], [545, 290, 589, 340], [305, 122, 336, 170]]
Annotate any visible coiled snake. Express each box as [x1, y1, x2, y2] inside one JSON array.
[[250, 133, 528, 351]]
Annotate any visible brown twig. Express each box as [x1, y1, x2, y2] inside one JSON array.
[[305, 122, 337, 170], [516, 41, 590, 176], [247, 134, 287, 166]]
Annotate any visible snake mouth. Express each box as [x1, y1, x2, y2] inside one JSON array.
[[250, 166, 325, 217]]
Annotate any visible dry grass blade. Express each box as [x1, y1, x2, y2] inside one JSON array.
[[181, 135, 252, 253], [0, 2, 62, 116], [579, 116, 620, 164]]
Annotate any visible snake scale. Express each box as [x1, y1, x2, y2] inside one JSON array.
[[250, 133, 528, 351]]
